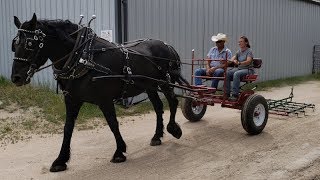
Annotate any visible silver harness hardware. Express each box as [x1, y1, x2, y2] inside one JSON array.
[[13, 29, 46, 62]]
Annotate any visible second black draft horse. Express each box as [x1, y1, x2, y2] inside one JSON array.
[[11, 13, 189, 172]]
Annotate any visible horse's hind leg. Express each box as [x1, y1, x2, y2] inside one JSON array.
[[146, 89, 164, 146], [161, 86, 182, 139], [50, 96, 83, 172], [99, 101, 127, 163]]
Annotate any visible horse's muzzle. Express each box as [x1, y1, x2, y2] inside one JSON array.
[[11, 74, 30, 86], [11, 74, 22, 84]]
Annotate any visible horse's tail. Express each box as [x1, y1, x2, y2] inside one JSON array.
[[170, 70, 190, 86], [166, 44, 190, 86]]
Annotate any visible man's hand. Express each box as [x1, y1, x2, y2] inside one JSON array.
[[206, 67, 216, 75]]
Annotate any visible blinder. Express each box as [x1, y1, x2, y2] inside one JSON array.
[[11, 36, 19, 52]]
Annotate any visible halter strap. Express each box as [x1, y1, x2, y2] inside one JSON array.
[[18, 29, 46, 37], [13, 57, 29, 62]]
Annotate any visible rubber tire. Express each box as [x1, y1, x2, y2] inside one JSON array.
[[181, 98, 207, 122], [241, 94, 268, 135]]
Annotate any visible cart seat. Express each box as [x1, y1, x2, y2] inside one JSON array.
[[241, 58, 262, 82]]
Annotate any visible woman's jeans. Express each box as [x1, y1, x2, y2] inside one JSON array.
[[194, 68, 224, 88], [226, 68, 254, 96]]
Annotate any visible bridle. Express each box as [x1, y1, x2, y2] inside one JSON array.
[[12, 27, 83, 82], [13, 28, 47, 81], [13, 28, 46, 61]]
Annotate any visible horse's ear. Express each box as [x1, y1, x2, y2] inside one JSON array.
[[14, 16, 21, 28], [29, 13, 37, 28]]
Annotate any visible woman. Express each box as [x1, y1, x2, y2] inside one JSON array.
[[226, 36, 254, 101]]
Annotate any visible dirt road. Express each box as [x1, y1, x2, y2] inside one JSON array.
[[1, 81, 320, 180]]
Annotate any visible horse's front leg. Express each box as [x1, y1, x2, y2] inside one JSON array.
[[50, 96, 83, 172], [161, 86, 182, 139], [146, 89, 164, 146], [99, 101, 127, 163]]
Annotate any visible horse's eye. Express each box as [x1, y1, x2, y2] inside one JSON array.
[[15, 37, 20, 44], [13, 36, 20, 45]]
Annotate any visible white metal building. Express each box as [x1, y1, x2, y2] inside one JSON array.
[[1, 0, 320, 88], [0, 0, 116, 89], [127, 0, 320, 82]]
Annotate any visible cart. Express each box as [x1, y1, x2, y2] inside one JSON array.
[[180, 50, 268, 135]]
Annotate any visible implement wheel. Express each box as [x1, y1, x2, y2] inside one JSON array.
[[241, 94, 268, 135], [181, 98, 207, 122]]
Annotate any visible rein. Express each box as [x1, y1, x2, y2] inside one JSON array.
[[122, 50, 195, 66]]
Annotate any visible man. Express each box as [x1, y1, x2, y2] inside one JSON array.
[[194, 33, 232, 88]]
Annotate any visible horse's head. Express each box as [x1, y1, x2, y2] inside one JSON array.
[[11, 13, 49, 86]]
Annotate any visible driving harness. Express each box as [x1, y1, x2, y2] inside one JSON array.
[[13, 26, 179, 100]]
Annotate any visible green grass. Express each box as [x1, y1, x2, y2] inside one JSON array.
[[0, 76, 163, 125], [243, 73, 320, 91], [0, 77, 65, 124], [1, 126, 12, 134], [21, 120, 37, 130]]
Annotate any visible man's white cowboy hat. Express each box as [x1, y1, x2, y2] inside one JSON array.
[[211, 33, 228, 42]]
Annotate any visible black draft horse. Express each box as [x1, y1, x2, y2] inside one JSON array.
[[11, 14, 189, 172]]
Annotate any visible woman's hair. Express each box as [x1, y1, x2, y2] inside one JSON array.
[[240, 36, 251, 48]]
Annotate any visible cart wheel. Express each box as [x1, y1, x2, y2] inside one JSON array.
[[241, 94, 268, 135], [181, 98, 207, 122]]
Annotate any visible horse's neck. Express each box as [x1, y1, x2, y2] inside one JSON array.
[[47, 40, 74, 70], [47, 34, 76, 69], [48, 27, 118, 69], [38, 21, 78, 66]]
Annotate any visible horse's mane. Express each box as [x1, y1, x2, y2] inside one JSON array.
[[37, 19, 79, 43], [38, 19, 78, 32]]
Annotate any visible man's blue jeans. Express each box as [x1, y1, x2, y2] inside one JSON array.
[[226, 68, 254, 96], [194, 68, 224, 88]]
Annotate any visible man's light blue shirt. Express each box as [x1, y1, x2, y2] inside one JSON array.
[[207, 46, 232, 67]]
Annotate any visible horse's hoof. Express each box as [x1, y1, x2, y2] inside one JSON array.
[[111, 155, 126, 163], [150, 139, 162, 146], [167, 123, 182, 139], [50, 164, 67, 172], [111, 151, 126, 163]]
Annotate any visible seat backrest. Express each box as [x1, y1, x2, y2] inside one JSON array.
[[252, 58, 262, 68]]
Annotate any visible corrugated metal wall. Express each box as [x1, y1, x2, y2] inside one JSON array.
[[0, 0, 115, 89], [1, 0, 320, 88], [127, 0, 320, 82]]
